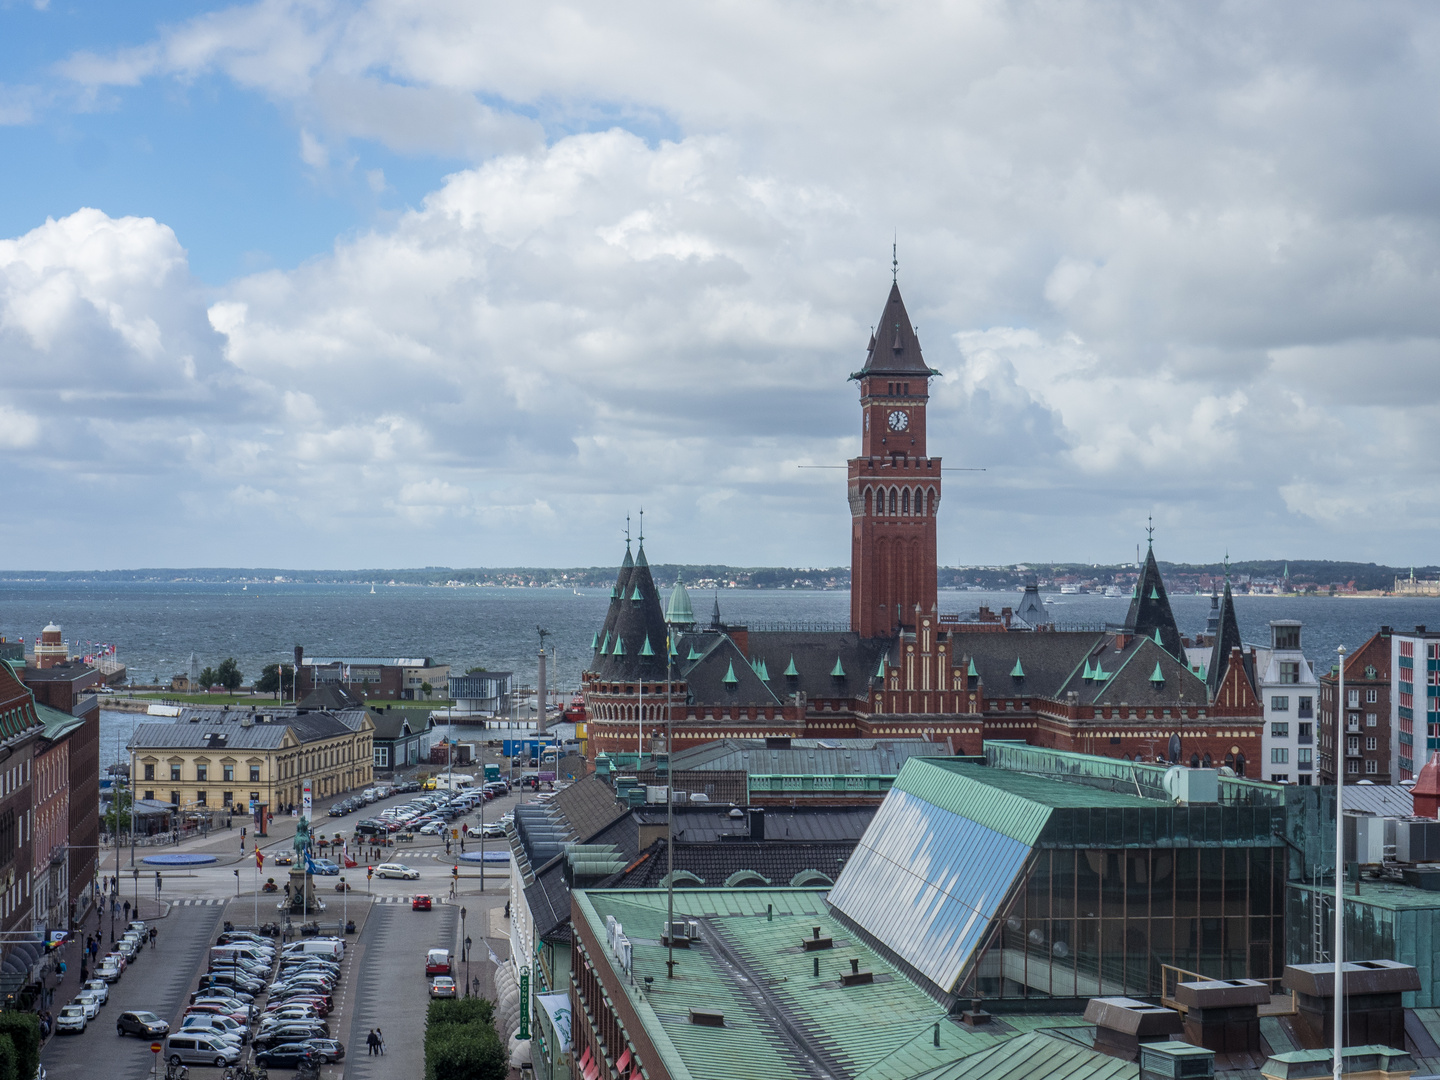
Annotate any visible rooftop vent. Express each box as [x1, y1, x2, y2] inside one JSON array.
[[1085, 996, 1184, 1061], [802, 927, 833, 952], [840, 958, 873, 987], [689, 1008, 725, 1027], [1138, 1041, 1214, 1080]]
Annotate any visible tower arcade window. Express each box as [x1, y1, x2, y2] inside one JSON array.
[[902, 489, 910, 514], [888, 489, 897, 514]]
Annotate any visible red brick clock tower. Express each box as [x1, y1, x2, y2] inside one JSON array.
[[849, 282, 941, 639]]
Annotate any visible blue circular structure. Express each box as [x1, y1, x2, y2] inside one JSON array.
[[141, 853, 218, 867], [458, 851, 509, 864]]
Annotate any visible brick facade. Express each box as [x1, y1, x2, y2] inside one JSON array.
[[1319, 627, 1395, 783]]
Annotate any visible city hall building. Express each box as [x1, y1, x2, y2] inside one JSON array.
[[581, 280, 1265, 769]]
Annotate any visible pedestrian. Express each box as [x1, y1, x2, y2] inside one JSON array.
[[366, 1029, 378, 1056], [376, 1027, 385, 1055], [123, 900, 130, 921], [149, 926, 157, 948]]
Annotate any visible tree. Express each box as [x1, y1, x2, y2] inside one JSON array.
[[216, 657, 243, 691], [256, 663, 294, 698], [103, 788, 133, 835], [0, 1012, 40, 1080], [421, 681, 434, 700], [198, 667, 217, 690], [465, 666, 488, 675]]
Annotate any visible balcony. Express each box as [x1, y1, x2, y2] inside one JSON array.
[[1297, 734, 1313, 745], [1346, 746, 1363, 758], [1346, 722, 1361, 733]]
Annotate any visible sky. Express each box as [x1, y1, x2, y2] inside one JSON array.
[[2, 1, 1439, 572]]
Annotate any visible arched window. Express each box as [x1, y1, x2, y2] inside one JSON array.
[[888, 489, 897, 514], [902, 489, 910, 515], [864, 488, 872, 515], [1189, 753, 1200, 768], [1235, 753, 1246, 777], [1202, 752, 1212, 768]]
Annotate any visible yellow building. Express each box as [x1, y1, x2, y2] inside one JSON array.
[[130, 707, 374, 813]]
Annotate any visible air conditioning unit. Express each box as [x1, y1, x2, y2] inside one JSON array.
[[645, 785, 669, 804], [1163, 766, 1218, 805], [1395, 818, 1440, 863]]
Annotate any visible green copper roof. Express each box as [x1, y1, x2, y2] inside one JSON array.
[[1010, 658, 1025, 678], [1150, 661, 1165, 684], [621, 545, 633, 569], [830, 657, 846, 678], [723, 660, 738, 686], [1092, 662, 1108, 682], [631, 585, 643, 601], [668, 637, 678, 657], [640, 636, 654, 657], [612, 636, 624, 656], [600, 632, 610, 653], [876, 657, 887, 679], [609, 587, 617, 598], [966, 658, 978, 678], [1082, 659, 1094, 680], [1150, 587, 1160, 600], [687, 644, 703, 661], [755, 658, 769, 681], [665, 577, 695, 624], [784, 656, 798, 678], [1153, 628, 1163, 645], [591, 632, 599, 649]]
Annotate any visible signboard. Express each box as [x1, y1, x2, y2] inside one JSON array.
[[537, 992, 571, 1051], [518, 967, 530, 1040], [302, 779, 313, 821], [150, 1042, 162, 1053]]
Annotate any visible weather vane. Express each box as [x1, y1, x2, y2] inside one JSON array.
[[624, 514, 631, 546], [892, 235, 898, 283], [1146, 515, 1155, 546]]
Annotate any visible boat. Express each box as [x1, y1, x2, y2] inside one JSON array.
[[1060, 584, 1080, 595], [371, 585, 376, 594], [1104, 585, 1123, 598]]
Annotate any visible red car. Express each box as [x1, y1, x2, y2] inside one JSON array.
[[412, 894, 432, 911], [425, 949, 451, 976]]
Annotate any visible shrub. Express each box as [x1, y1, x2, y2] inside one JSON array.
[[0, 1013, 39, 1080], [427, 997, 495, 1029], [424, 997, 506, 1080]]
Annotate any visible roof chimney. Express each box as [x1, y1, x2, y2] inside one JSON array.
[[1084, 997, 1184, 1061], [1173, 979, 1268, 1054]]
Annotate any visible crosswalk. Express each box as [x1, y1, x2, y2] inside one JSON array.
[[372, 894, 452, 904], [169, 898, 228, 906]]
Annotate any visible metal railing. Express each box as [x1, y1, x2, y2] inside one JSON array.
[[1159, 964, 1296, 1016]]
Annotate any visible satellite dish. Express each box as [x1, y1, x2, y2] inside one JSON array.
[[1167, 734, 1182, 764]]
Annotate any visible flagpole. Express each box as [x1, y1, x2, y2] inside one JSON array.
[[1334, 644, 1347, 1080]]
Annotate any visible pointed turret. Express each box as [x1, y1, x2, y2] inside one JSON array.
[[589, 536, 670, 681], [850, 282, 941, 380], [1206, 577, 1244, 700], [665, 574, 695, 628], [1124, 538, 1182, 657]]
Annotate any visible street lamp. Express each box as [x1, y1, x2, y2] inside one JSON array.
[[233, 869, 240, 897], [460, 907, 468, 996]]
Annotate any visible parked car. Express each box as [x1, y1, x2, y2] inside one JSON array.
[[96, 959, 122, 983], [117, 1010, 169, 1038], [481, 821, 507, 838], [164, 1032, 241, 1068], [255, 1043, 324, 1069], [55, 1006, 87, 1034], [376, 863, 419, 880], [71, 993, 100, 1020], [254, 1022, 330, 1048], [81, 979, 109, 1005], [429, 976, 457, 998], [303, 1038, 345, 1063], [412, 894, 433, 911], [181, 1014, 250, 1043]]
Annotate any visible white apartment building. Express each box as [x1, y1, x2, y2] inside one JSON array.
[[1255, 620, 1319, 785]]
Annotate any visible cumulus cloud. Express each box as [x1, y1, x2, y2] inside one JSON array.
[[9, 0, 1440, 567]]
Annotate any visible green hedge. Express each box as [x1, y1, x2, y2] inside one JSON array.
[[0, 1015, 39, 1080], [424, 997, 506, 1080]]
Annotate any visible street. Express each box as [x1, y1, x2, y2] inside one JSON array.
[[42, 778, 525, 1079]]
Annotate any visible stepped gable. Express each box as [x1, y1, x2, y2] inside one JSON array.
[[1207, 577, 1245, 700], [850, 282, 941, 379], [1124, 541, 1183, 658], [1213, 645, 1262, 715], [592, 542, 635, 666], [589, 540, 670, 682]]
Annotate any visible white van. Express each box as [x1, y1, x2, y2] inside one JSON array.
[[165, 1032, 241, 1068], [282, 939, 344, 961]]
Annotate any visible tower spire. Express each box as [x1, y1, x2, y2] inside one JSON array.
[[892, 234, 898, 283], [1146, 515, 1154, 548]]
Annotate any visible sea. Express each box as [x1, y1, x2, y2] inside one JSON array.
[[2, 580, 1437, 772]]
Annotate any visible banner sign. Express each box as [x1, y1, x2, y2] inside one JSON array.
[[538, 992, 571, 1052], [519, 967, 530, 1040], [302, 779, 313, 820]]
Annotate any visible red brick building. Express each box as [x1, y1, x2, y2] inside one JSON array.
[[1318, 627, 1394, 784], [582, 279, 1264, 771]]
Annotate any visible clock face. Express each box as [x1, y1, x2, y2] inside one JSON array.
[[887, 410, 908, 432]]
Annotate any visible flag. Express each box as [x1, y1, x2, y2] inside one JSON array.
[[304, 852, 321, 875], [255, 849, 264, 869]]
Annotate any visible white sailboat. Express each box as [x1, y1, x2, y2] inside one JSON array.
[[370, 585, 376, 594]]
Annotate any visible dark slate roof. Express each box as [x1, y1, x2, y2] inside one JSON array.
[[20, 661, 95, 683], [588, 541, 670, 681], [675, 632, 780, 706], [672, 629, 891, 706], [132, 707, 369, 751], [851, 282, 940, 379], [595, 543, 635, 661], [550, 774, 630, 842], [604, 838, 856, 889], [1207, 580, 1244, 698], [1124, 544, 1183, 657], [951, 631, 1207, 706], [636, 803, 877, 843], [298, 684, 364, 711], [365, 708, 431, 741]]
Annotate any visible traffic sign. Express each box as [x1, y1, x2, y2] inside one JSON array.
[[150, 1042, 162, 1053]]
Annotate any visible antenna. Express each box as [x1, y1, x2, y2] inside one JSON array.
[[638, 507, 644, 545], [624, 514, 631, 546]]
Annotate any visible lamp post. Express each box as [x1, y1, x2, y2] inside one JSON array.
[[465, 935, 472, 999], [233, 869, 240, 897], [1334, 644, 1347, 1080], [460, 907, 468, 996]]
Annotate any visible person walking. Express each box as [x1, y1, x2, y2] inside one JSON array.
[[149, 926, 157, 948], [376, 1027, 385, 1055], [366, 1029, 378, 1056]]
